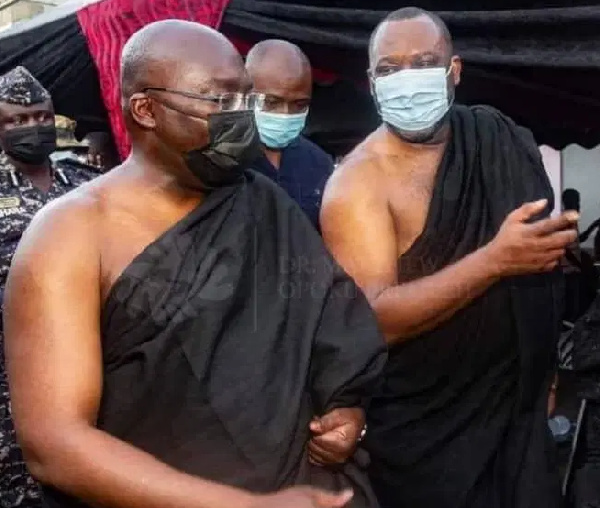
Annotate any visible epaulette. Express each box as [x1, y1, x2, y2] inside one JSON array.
[[55, 158, 104, 176]]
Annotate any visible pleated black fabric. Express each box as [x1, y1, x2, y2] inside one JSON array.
[[364, 105, 563, 508], [43, 171, 386, 508]]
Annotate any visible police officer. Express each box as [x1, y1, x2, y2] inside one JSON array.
[[0, 66, 99, 506]]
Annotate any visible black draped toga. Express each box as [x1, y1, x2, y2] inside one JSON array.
[[43, 172, 387, 508], [366, 105, 562, 508]]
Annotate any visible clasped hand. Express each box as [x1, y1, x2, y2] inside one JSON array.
[[308, 408, 365, 467]]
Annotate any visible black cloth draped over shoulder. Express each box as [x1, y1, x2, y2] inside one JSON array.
[[366, 105, 563, 508], [43, 171, 386, 508]]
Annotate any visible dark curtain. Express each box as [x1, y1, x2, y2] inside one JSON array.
[[0, 13, 110, 136]]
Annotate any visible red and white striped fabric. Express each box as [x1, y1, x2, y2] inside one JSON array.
[[77, 0, 231, 160]]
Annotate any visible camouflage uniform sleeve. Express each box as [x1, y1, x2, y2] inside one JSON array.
[[56, 158, 102, 187]]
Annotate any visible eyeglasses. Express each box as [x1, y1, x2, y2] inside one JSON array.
[[143, 87, 265, 114]]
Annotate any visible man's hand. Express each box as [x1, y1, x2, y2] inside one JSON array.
[[308, 408, 365, 466], [253, 487, 353, 508], [485, 199, 578, 277]]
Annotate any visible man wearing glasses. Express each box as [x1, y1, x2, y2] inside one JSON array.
[[246, 40, 334, 231], [321, 7, 577, 508], [4, 20, 385, 508]]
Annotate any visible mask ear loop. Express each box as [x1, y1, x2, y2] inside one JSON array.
[[445, 63, 456, 110], [367, 68, 383, 117]]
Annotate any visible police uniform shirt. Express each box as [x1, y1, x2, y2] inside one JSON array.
[[0, 154, 99, 292]]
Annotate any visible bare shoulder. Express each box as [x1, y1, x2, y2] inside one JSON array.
[[11, 170, 118, 269], [10, 210, 87, 292], [323, 128, 389, 208], [320, 129, 398, 288]]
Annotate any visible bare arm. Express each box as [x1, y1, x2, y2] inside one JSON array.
[[320, 182, 498, 344], [4, 198, 255, 508], [320, 174, 577, 345]]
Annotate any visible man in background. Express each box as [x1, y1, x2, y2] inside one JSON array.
[[0, 66, 99, 506], [246, 40, 333, 231]]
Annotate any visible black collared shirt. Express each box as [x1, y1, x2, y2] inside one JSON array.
[[252, 136, 334, 231]]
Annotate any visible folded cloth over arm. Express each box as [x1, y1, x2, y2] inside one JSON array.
[[43, 171, 386, 508]]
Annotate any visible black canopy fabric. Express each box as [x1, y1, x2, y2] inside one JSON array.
[[0, 0, 599, 152], [0, 0, 109, 139]]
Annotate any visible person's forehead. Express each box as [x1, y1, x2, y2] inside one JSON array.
[[251, 67, 311, 97], [249, 56, 311, 94], [372, 17, 445, 63], [0, 99, 53, 117], [167, 59, 249, 92]]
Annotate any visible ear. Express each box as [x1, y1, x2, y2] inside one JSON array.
[[451, 55, 462, 86], [129, 93, 156, 130]]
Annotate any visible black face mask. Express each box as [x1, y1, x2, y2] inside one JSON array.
[[183, 110, 262, 190], [2, 124, 57, 165]]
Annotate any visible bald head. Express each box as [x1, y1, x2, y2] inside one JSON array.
[[121, 19, 253, 182], [246, 40, 310, 79], [246, 40, 312, 115], [121, 20, 246, 103]]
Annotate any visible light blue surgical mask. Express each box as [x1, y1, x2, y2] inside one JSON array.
[[373, 67, 452, 134], [254, 110, 308, 149]]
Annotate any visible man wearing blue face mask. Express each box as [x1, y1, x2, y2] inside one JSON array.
[[321, 7, 578, 508], [246, 40, 334, 231]]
